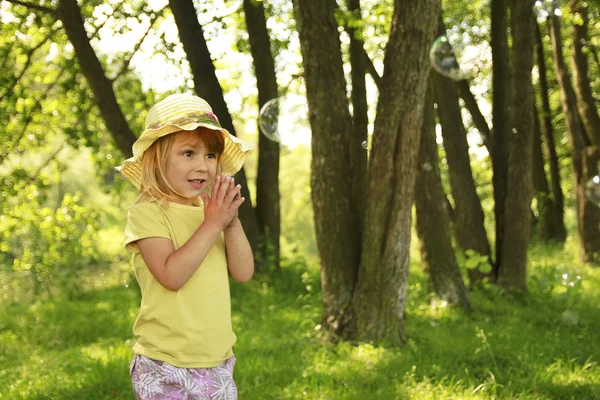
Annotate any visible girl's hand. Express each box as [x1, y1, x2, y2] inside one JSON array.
[[200, 174, 244, 231]]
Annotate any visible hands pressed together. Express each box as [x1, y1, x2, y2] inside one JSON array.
[[200, 174, 244, 231]]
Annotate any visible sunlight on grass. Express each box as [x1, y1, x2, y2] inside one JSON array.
[[2, 229, 600, 399]]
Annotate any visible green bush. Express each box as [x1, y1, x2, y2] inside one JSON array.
[[1, 189, 103, 300]]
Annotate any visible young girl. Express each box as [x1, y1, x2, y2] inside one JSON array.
[[118, 94, 254, 400]]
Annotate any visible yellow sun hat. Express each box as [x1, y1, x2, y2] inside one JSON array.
[[117, 94, 253, 189]]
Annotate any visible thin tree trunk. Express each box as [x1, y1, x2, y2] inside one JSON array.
[[169, 0, 260, 254], [292, 0, 360, 333], [456, 80, 493, 159], [244, 0, 281, 269], [416, 82, 470, 309], [432, 71, 492, 286], [531, 100, 561, 241], [549, 8, 600, 264], [571, 1, 600, 147], [347, 0, 368, 235], [56, 0, 136, 158], [343, 0, 440, 345], [497, 0, 536, 292], [490, 0, 511, 280], [535, 22, 566, 242]]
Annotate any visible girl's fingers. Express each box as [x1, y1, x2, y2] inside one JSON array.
[[211, 175, 221, 199], [216, 175, 231, 202], [225, 184, 241, 204], [232, 196, 245, 209]]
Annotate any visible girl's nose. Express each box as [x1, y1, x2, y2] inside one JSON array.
[[194, 158, 207, 172]]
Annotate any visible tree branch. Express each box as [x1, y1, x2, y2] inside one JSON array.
[[0, 26, 58, 102], [340, 22, 382, 90], [110, 5, 168, 82], [4, 0, 56, 14], [363, 48, 382, 90], [0, 67, 66, 166], [25, 143, 65, 186]]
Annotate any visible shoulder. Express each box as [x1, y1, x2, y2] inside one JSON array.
[[124, 201, 171, 250], [127, 201, 163, 219]]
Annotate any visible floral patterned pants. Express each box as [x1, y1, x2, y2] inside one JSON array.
[[130, 354, 238, 400]]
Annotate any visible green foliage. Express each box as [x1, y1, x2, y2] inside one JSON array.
[[2, 237, 600, 399], [0, 189, 103, 300], [462, 249, 492, 273]]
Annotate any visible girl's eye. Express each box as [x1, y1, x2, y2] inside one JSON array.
[[183, 150, 194, 157], [206, 153, 216, 159]]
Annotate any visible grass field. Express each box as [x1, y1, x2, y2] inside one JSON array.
[[1, 239, 599, 399]]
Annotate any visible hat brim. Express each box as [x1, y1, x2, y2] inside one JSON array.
[[117, 121, 253, 189]]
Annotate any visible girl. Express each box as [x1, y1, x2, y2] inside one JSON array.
[[118, 94, 254, 400]]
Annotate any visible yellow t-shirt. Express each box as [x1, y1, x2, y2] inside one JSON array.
[[123, 201, 235, 368]]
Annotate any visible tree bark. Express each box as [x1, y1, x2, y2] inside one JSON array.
[[490, 0, 511, 279], [292, 0, 360, 333], [497, 0, 536, 292], [535, 22, 566, 242], [243, 0, 281, 269], [343, 0, 441, 345], [416, 82, 470, 309], [169, 0, 260, 254], [549, 8, 600, 264], [56, 0, 136, 158], [432, 70, 492, 286], [347, 0, 368, 236], [571, 1, 600, 147], [531, 101, 556, 240]]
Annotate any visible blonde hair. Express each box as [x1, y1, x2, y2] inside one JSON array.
[[135, 128, 225, 206]]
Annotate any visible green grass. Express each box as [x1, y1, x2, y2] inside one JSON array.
[[1, 240, 600, 399]]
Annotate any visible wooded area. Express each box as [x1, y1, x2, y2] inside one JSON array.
[[1, 0, 600, 398]]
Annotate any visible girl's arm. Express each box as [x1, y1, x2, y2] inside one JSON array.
[[224, 217, 254, 283], [137, 175, 243, 291], [136, 221, 222, 291]]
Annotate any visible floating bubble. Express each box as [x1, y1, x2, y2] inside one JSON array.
[[259, 98, 281, 142], [361, 141, 368, 150], [533, 0, 561, 22], [258, 96, 310, 147], [585, 175, 600, 206], [422, 162, 433, 172], [430, 36, 469, 81]]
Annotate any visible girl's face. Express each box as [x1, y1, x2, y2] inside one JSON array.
[[164, 130, 218, 206]]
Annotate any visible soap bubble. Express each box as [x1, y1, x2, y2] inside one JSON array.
[[534, 0, 562, 22], [429, 36, 469, 81], [361, 141, 368, 150], [259, 98, 281, 142], [585, 175, 600, 206], [258, 96, 310, 147]]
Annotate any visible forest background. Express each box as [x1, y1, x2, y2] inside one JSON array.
[[1, 0, 600, 398]]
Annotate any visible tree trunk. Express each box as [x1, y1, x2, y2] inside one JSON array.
[[347, 0, 368, 235], [244, 0, 281, 269], [571, 1, 600, 147], [432, 70, 492, 286], [490, 0, 511, 280], [56, 0, 136, 158], [416, 82, 470, 309], [343, 0, 441, 345], [497, 0, 536, 292], [169, 0, 260, 254], [535, 22, 566, 242], [292, 0, 360, 333], [531, 101, 559, 241], [549, 8, 600, 264]]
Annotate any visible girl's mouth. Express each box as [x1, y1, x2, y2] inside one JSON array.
[[188, 179, 205, 188]]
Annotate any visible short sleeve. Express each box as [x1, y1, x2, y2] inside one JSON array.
[[124, 202, 171, 253]]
